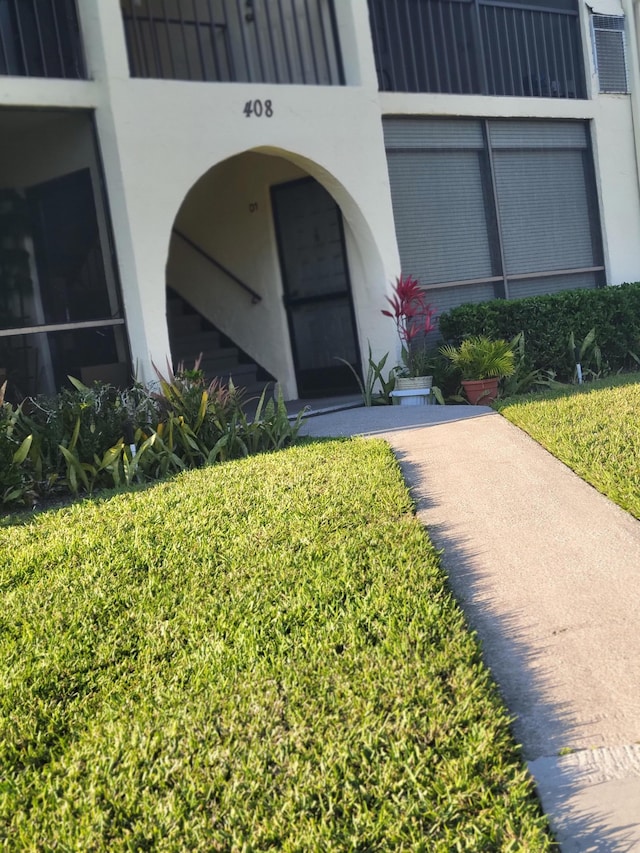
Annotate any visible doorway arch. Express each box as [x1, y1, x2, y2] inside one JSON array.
[[165, 147, 385, 399]]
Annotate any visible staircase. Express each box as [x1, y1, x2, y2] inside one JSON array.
[[166, 290, 273, 396]]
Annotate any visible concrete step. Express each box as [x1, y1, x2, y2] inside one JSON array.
[[166, 296, 185, 314], [167, 289, 272, 396], [195, 354, 245, 373], [168, 313, 203, 337], [173, 344, 239, 364], [171, 330, 225, 353], [223, 364, 259, 382]]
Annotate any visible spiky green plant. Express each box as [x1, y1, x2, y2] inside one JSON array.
[[440, 336, 515, 381]]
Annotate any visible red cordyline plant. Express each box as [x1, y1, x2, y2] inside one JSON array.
[[382, 274, 436, 375]]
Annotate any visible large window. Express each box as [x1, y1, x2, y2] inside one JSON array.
[[384, 118, 604, 316]]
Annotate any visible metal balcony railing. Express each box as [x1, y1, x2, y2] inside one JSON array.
[[121, 0, 344, 85], [368, 0, 585, 99], [0, 0, 85, 79]]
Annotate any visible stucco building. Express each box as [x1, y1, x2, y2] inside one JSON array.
[[1, 0, 640, 400]]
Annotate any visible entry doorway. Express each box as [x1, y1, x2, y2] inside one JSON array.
[[271, 177, 361, 398]]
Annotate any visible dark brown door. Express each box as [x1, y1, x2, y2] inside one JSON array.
[[271, 178, 361, 398]]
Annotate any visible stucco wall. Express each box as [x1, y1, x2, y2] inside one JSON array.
[[95, 74, 400, 391]]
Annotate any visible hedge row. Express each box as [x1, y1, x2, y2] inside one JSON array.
[[438, 282, 640, 380]]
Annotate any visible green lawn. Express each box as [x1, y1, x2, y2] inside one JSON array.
[[499, 374, 640, 519], [0, 440, 552, 851]]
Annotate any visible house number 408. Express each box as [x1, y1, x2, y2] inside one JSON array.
[[243, 99, 273, 118]]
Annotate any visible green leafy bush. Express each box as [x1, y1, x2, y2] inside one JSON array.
[[0, 369, 305, 511], [439, 282, 640, 380], [0, 385, 33, 506]]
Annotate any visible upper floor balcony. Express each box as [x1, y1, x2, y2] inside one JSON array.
[[0, 0, 85, 79], [120, 0, 344, 86], [368, 0, 586, 99]]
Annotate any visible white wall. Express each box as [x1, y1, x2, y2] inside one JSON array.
[[93, 73, 400, 391], [591, 97, 640, 283]]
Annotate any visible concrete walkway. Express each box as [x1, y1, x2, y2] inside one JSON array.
[[300, 405, 640, 852]]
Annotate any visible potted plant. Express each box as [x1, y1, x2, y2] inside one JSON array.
[[440, 336, 515, 404], [382, 274, 436, 403]]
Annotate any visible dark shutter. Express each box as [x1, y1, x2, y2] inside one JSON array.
[[489, 121, 595, 278], [384, 117, 603, 322], [384, 118, 497, 287]]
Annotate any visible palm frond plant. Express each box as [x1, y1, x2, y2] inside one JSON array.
[[440, 336, 515, 404], [440, 336, 515, 380]]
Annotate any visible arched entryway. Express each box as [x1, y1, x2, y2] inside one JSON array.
[[165, 149, 370, 400]]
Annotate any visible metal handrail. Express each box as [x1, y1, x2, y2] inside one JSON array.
[[172, 229, 262, 305]]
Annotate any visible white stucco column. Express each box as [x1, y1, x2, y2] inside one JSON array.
[[75, 0, 172, 383]]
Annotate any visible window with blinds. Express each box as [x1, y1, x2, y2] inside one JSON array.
[[592, 15, 629, 94], [383, 117, 604, 316]]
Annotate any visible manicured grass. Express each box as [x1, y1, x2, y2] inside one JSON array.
[[499, 374, 640, 518], [1, 441, 552, 851]]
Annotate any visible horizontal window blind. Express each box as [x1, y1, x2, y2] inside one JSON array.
[[489, 120, 587, 149], [494, 148, 594, 275], [387, 149, 495, 286], [421, 283, 502, 316], [509, 271, 601, 299], [383, 117, 602, 318], [384, 117, 484, 150]]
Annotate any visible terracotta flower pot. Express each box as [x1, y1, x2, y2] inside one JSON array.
[[461, 377, 499, 405]]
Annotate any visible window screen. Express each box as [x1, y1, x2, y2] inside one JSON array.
[[592, 15, 629, 94]]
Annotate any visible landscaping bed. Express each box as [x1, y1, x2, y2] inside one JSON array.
[[1, 440, 552, 850]]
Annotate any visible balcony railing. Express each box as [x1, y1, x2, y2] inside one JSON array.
[[0, 0, 85, 79], [121, 0, 344, 85], [368, 0, 585, 99]]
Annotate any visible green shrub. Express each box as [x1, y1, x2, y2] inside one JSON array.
[[439, 282, 640, 380], [0, 393, 33, 506], [440, 336, 515, 381], [0, 371, 306, 511]]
